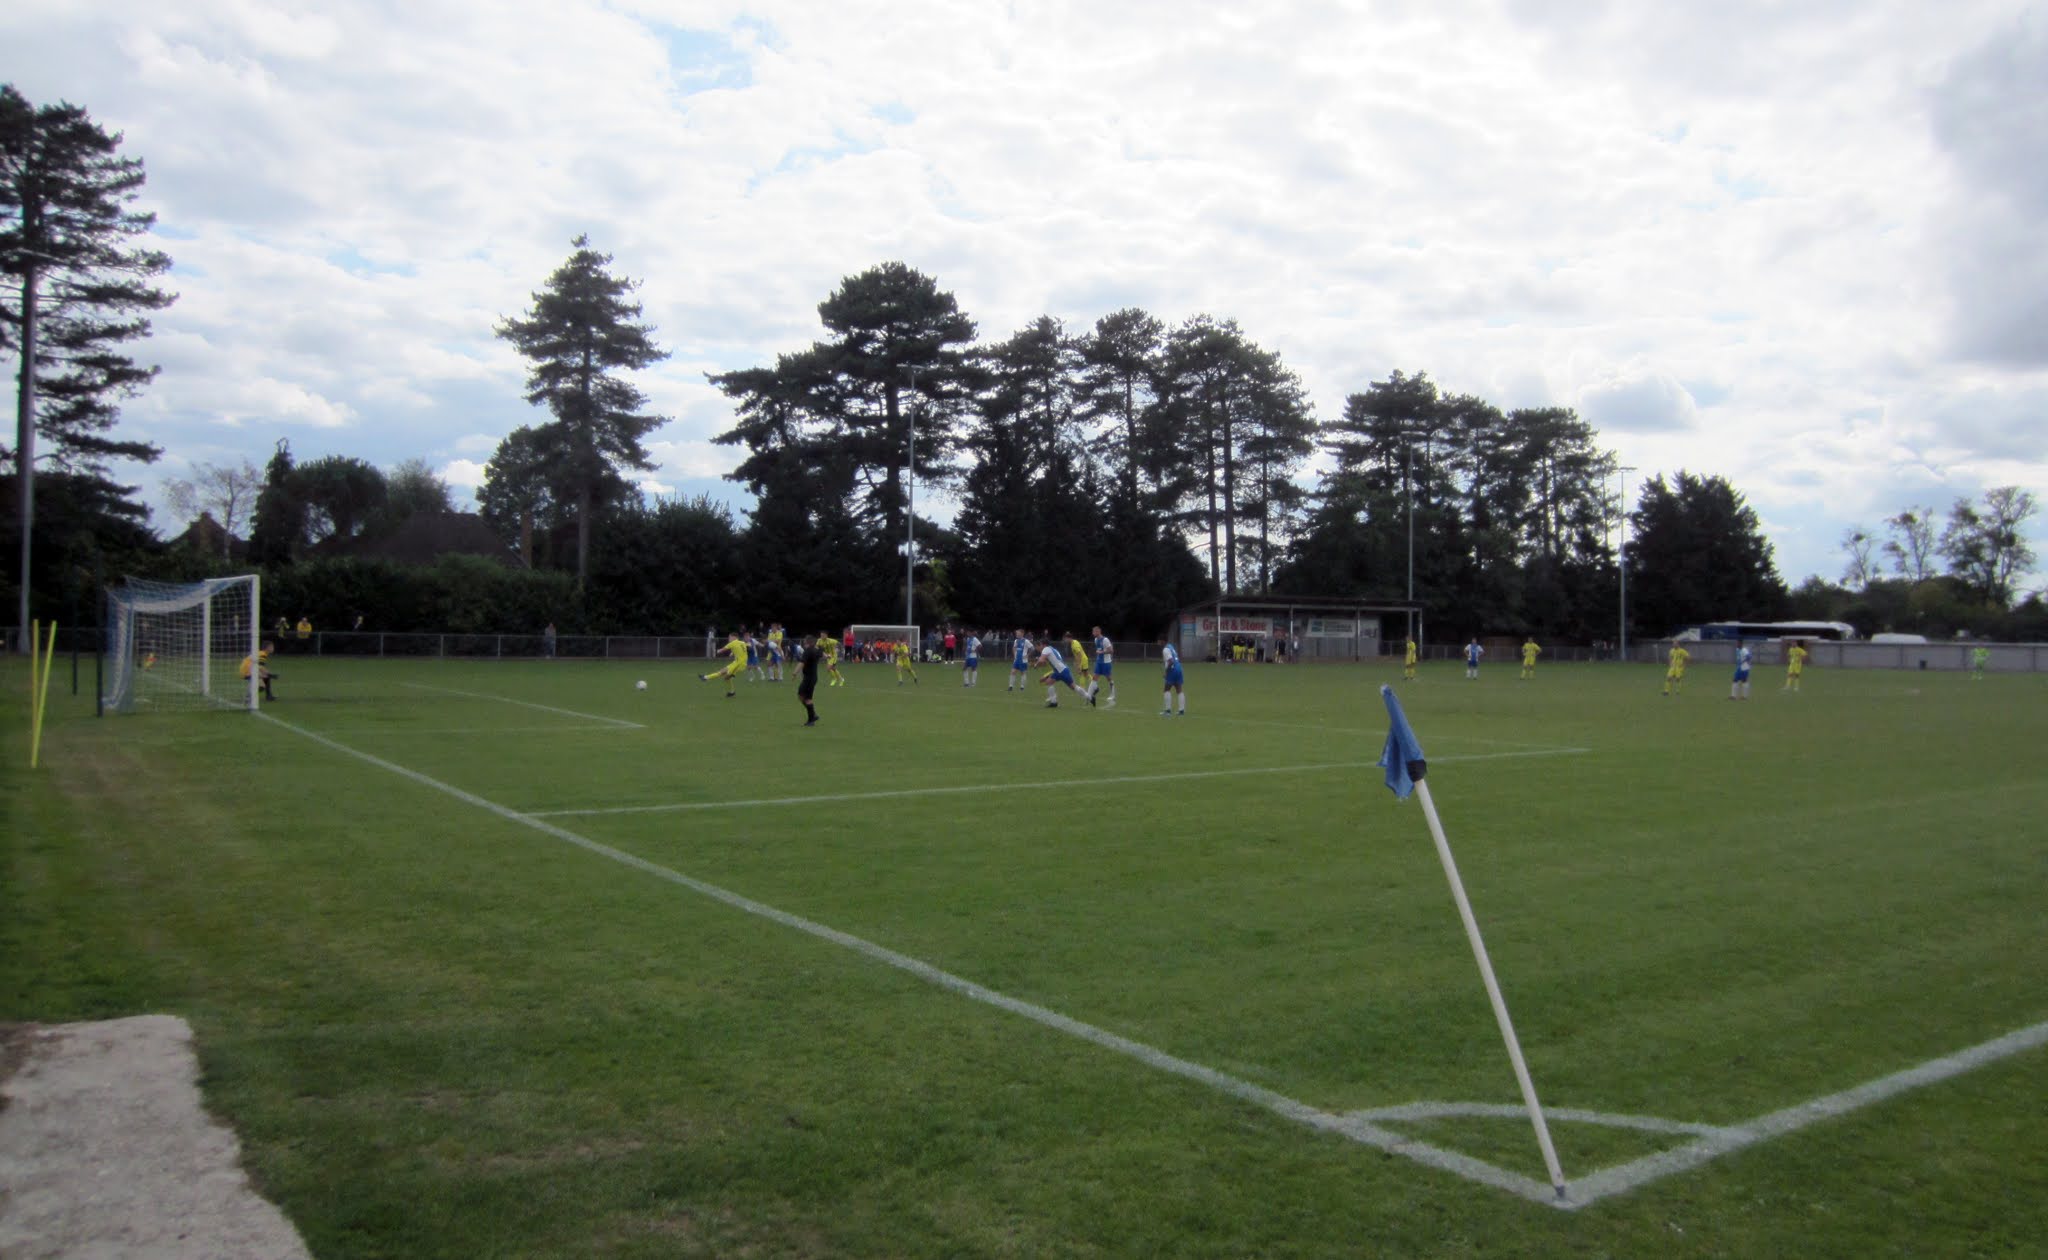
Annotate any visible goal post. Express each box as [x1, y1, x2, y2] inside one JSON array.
[[103, 574, 262, 714]]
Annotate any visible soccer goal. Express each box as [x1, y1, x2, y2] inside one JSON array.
[[848, 624, 923, 660], [104, 574, 262, 714]]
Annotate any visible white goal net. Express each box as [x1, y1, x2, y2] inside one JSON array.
[[104, 575, 262, 714]]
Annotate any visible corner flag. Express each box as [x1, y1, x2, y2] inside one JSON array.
[[1374, 683, 1569, 1201], [1377, 685, 1427, 798]]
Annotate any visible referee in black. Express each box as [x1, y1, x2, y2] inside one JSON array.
[[797, 634, 823, 726]]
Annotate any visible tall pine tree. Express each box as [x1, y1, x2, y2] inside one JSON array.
[[495, 236, 667, 584], [3, 84, 174, 637]]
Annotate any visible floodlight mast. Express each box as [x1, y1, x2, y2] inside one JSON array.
[[13, 257, 41, 654], [1402, 426, 1435, 646], [1616, 465, 1637, 662], [904, 367, 919, 629]]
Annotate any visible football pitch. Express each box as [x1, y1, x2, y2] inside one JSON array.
[[6, 654, 2046, 1257]]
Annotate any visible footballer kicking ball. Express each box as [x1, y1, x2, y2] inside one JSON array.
[[635, 679, 648, 691]]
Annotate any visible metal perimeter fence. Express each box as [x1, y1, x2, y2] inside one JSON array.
[[1621, 637, 2048, 674], [8, 627, 2046, 673]]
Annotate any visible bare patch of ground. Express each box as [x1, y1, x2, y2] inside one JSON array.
[[0, 1014, 312, 1259]]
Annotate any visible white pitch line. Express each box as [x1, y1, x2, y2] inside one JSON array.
[[1561, 1018, 2048, 1208], [253, 713, 2047, 1210], [525, 748, 1592, 818], [254, 712, 1551, 1204], [318, 724, 640, 737], [400, 682, 644, 729]]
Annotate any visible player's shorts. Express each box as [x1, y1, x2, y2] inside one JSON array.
[[797, 680, 816, 700], [1733, 667, 1751, 682], [1093, 660, 1112, 677], [964, 655, 978, 667], [724, 660, 746, 678], [1164, 665, 1184, 687], [1051, 667, 1074, 686], [769, 648, 784, 663], [1666, 666, 1686, 678]]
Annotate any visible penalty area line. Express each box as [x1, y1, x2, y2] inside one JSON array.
[[401, 682, 644, 729], [526, 748, 1591, 818]]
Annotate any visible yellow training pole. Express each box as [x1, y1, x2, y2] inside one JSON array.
[[30, 620, 57, 768]]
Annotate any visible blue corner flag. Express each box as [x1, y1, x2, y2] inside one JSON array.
[[1378, 684, 1428, 798]]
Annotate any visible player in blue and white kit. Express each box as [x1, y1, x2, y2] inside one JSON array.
[[766, 623, 785, 682], [746, 633, 766, 683], [1729, 643, 1754, 701], [1159, 635, 1186, 716], [962, 633, 981, 687], [1085, 625, 1116, 708], [1009, 630, 1032, 692], [1463, 638, 1483, 680], [1036, 642, 1089, 708]]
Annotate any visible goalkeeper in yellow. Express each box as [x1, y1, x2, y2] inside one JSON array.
[[240, 640, 277, 702], [1662, 643, 1691, 696], [893, 638, 919, 685], [820, 632, 846, 687], [1403, 636, 1418, 681], [1520, 636, 1541, 680], [699, 630, 749, 697]]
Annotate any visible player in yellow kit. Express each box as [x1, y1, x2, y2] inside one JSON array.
[[1403, 637, 1418, 681], [699, 631, 748, 696], [1783, 640, 1809, 693], [239, 641, 277, 701], [819, 633, 846, 687], [1067, 633, 1093, 689], [1662, 643, 1691, 696], [1520, 637, 1541, 680], [893, 638, 919, 685]]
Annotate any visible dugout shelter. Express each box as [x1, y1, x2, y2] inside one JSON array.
[[1174, 594, 1423, 663]]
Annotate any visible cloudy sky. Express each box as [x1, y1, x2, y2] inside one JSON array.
[[8, 0, 2046, 590]]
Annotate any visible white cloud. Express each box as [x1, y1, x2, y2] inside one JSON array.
[[2, 0, 2041, 586], [440, 458, 488, 491]]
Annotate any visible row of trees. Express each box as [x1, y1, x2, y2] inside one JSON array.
[[354, 243, 2048, 640], [1791, 488, 2048, 642], [1841, 490, 2039, 607], [6, 77, 2040, 642]]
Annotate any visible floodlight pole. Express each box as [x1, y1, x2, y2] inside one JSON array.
[[1616, 466, 1636, 663], [1403, 427, 1433, 648], [14, 260, 40, 655], [904, 367, 919, 630], [1405, 437, 1414, 604]]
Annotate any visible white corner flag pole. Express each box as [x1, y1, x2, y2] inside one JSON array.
[[1379, 685, 1566, 1200], [1412, 777, 1568, 1199]]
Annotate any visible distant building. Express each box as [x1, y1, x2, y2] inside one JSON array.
[[168, 512, 249, 561]]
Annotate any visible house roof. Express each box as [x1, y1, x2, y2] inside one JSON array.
[[169, 512, 250, 559]]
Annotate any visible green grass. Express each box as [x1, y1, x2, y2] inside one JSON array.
[[5, 652, 2046, 1257]]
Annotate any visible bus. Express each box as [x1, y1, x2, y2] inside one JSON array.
[[1674, 620, 1857, 642]]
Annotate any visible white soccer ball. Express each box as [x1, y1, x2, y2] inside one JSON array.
[[635, 679, 648, 691]]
